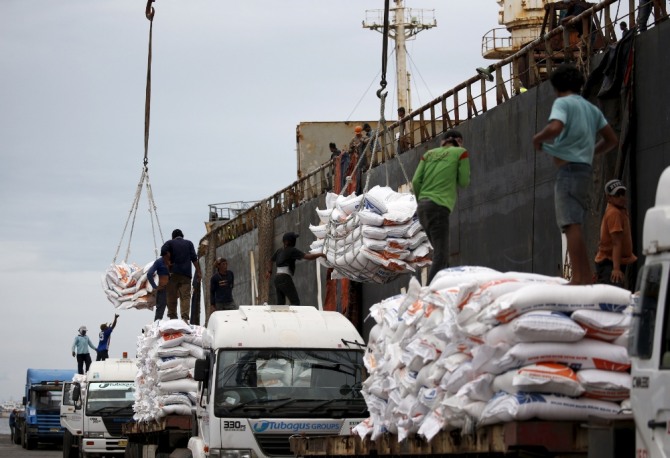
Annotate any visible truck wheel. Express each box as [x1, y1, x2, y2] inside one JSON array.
[[63, 430, 78, 458], [124, 442, 141, 458], [25, 434, 37, 450]]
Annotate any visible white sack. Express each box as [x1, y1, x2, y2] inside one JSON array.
[[478, 392, 624, 426], [577, 369, 631, 401]]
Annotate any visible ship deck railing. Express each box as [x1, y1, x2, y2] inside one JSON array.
[[200, 0, 666, 252]]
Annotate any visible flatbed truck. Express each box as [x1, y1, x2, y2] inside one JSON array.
[[122, 305, 368, 458]]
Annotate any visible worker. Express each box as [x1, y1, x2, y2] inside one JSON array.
[[594, 179, 637, 287], [9, 409, 17, 443], [532, 64, 618, 285], [96, 314, 119, 361], [210, 257, 236, 313], [146, 252, 170, 321], [161, 229, 202, 323], [267, 232, 325, 305], [72, 326, 96, 374], [412, 130, 471, 283]]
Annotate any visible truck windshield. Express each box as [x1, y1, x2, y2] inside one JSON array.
[[629, 263, 667, 361], [213, 349, 368, 418], [85, 382, 135, 416], [31, 387, 63, 410]]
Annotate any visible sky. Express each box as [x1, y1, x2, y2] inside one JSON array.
[[0, 0, 510, 402]]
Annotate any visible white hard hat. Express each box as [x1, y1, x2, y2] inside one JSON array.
[[79, 326, 87, 333]]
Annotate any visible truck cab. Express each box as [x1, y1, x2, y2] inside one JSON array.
[[191, 305, 368, 458], [61, 357, 137, 458], [21, 368, 76, 450], [629, 165, 670, 458]]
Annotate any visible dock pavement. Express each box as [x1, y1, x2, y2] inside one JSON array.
[[0, 434, 60, 457]]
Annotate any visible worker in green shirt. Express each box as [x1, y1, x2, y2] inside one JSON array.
[[412, 130, 471, 283]]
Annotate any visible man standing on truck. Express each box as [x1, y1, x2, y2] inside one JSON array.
[[161, 229, 202, 323], [412, 130, 471, 283], [533, 63, 618, 285], [96, 314, 119, 361], [268, 232, 326, 305], [147, 252, 171, 321], [594, 179, 637, 287], [72, 326, 97, 374]]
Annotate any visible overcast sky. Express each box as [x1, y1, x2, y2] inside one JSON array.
[[0, 0, 508, 401]]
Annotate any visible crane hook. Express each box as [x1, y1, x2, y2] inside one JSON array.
[[145, 0, 155, 21]]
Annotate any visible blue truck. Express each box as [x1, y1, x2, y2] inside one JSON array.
[[17, 368, 76, 449]]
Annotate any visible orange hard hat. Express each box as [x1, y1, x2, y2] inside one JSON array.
[[354, 126, 363, 133]]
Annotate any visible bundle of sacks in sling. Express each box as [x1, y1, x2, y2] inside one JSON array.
[[133, 319, 208, 422], [102, 261, 158, 310], [310, 185, 432, 284], [354, 266, 634, 442]]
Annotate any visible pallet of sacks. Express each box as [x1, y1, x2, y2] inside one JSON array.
[[101, 261, 158, 310], [133, 320, 208, 422], [355, 266, 634, 442], [310, 186, 432, 284]]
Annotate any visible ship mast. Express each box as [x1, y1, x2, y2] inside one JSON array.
[[363, 0, 436, 112]]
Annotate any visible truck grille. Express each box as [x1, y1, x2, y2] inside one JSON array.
[[255, 434, 293, 456], [35, 414, 63, 433], [102, 417, 132, 437]]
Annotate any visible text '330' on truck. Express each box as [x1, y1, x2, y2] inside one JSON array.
[[122, 305, 368, 458], [61, 357, 137, 458], [18, 368, 76, 450]]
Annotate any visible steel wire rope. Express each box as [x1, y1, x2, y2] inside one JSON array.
[[345, 69, 382, 123], [343, 0, 391, 195], [112, 0, 163, 263], [406, 50, 435, 104], [327, 0, 393, 282]]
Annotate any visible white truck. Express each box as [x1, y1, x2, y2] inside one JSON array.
[[122, 305, 368, 458], [630, 165, 670, 458], [61, 357, 137, 458]]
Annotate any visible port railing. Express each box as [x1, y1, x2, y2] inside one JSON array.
[[202, 0, 665, 250]]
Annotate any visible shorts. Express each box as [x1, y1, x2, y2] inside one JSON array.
[[554, 162, 591, 231]]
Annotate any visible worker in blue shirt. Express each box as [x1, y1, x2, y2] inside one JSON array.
[[72, 326, 97, 374], [97, 314, 119, 361]]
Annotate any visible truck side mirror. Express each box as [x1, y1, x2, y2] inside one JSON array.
[[72, 384, 81, 402], [22, 396, 26, 406], [194, 357, 210, 382]]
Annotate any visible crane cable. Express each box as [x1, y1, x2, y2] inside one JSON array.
[[346, 0, 411, 195], [112, 0, 164, 264]]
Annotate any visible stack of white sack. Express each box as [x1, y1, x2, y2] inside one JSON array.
[[354, 266, 634, 443], [133, 319, 209, 422], [68, 374, 88, 399], [102, 261, 158, 310], [310, 186, 432, 284]]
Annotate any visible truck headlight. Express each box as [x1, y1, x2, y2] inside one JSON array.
[[85, 432, 105, 438], [209, 449, 252, 458]]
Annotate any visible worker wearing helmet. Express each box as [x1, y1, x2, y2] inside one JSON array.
[[72, 325, 97, 374]]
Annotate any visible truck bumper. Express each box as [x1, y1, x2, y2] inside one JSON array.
[[81, 438, 128, 455]]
